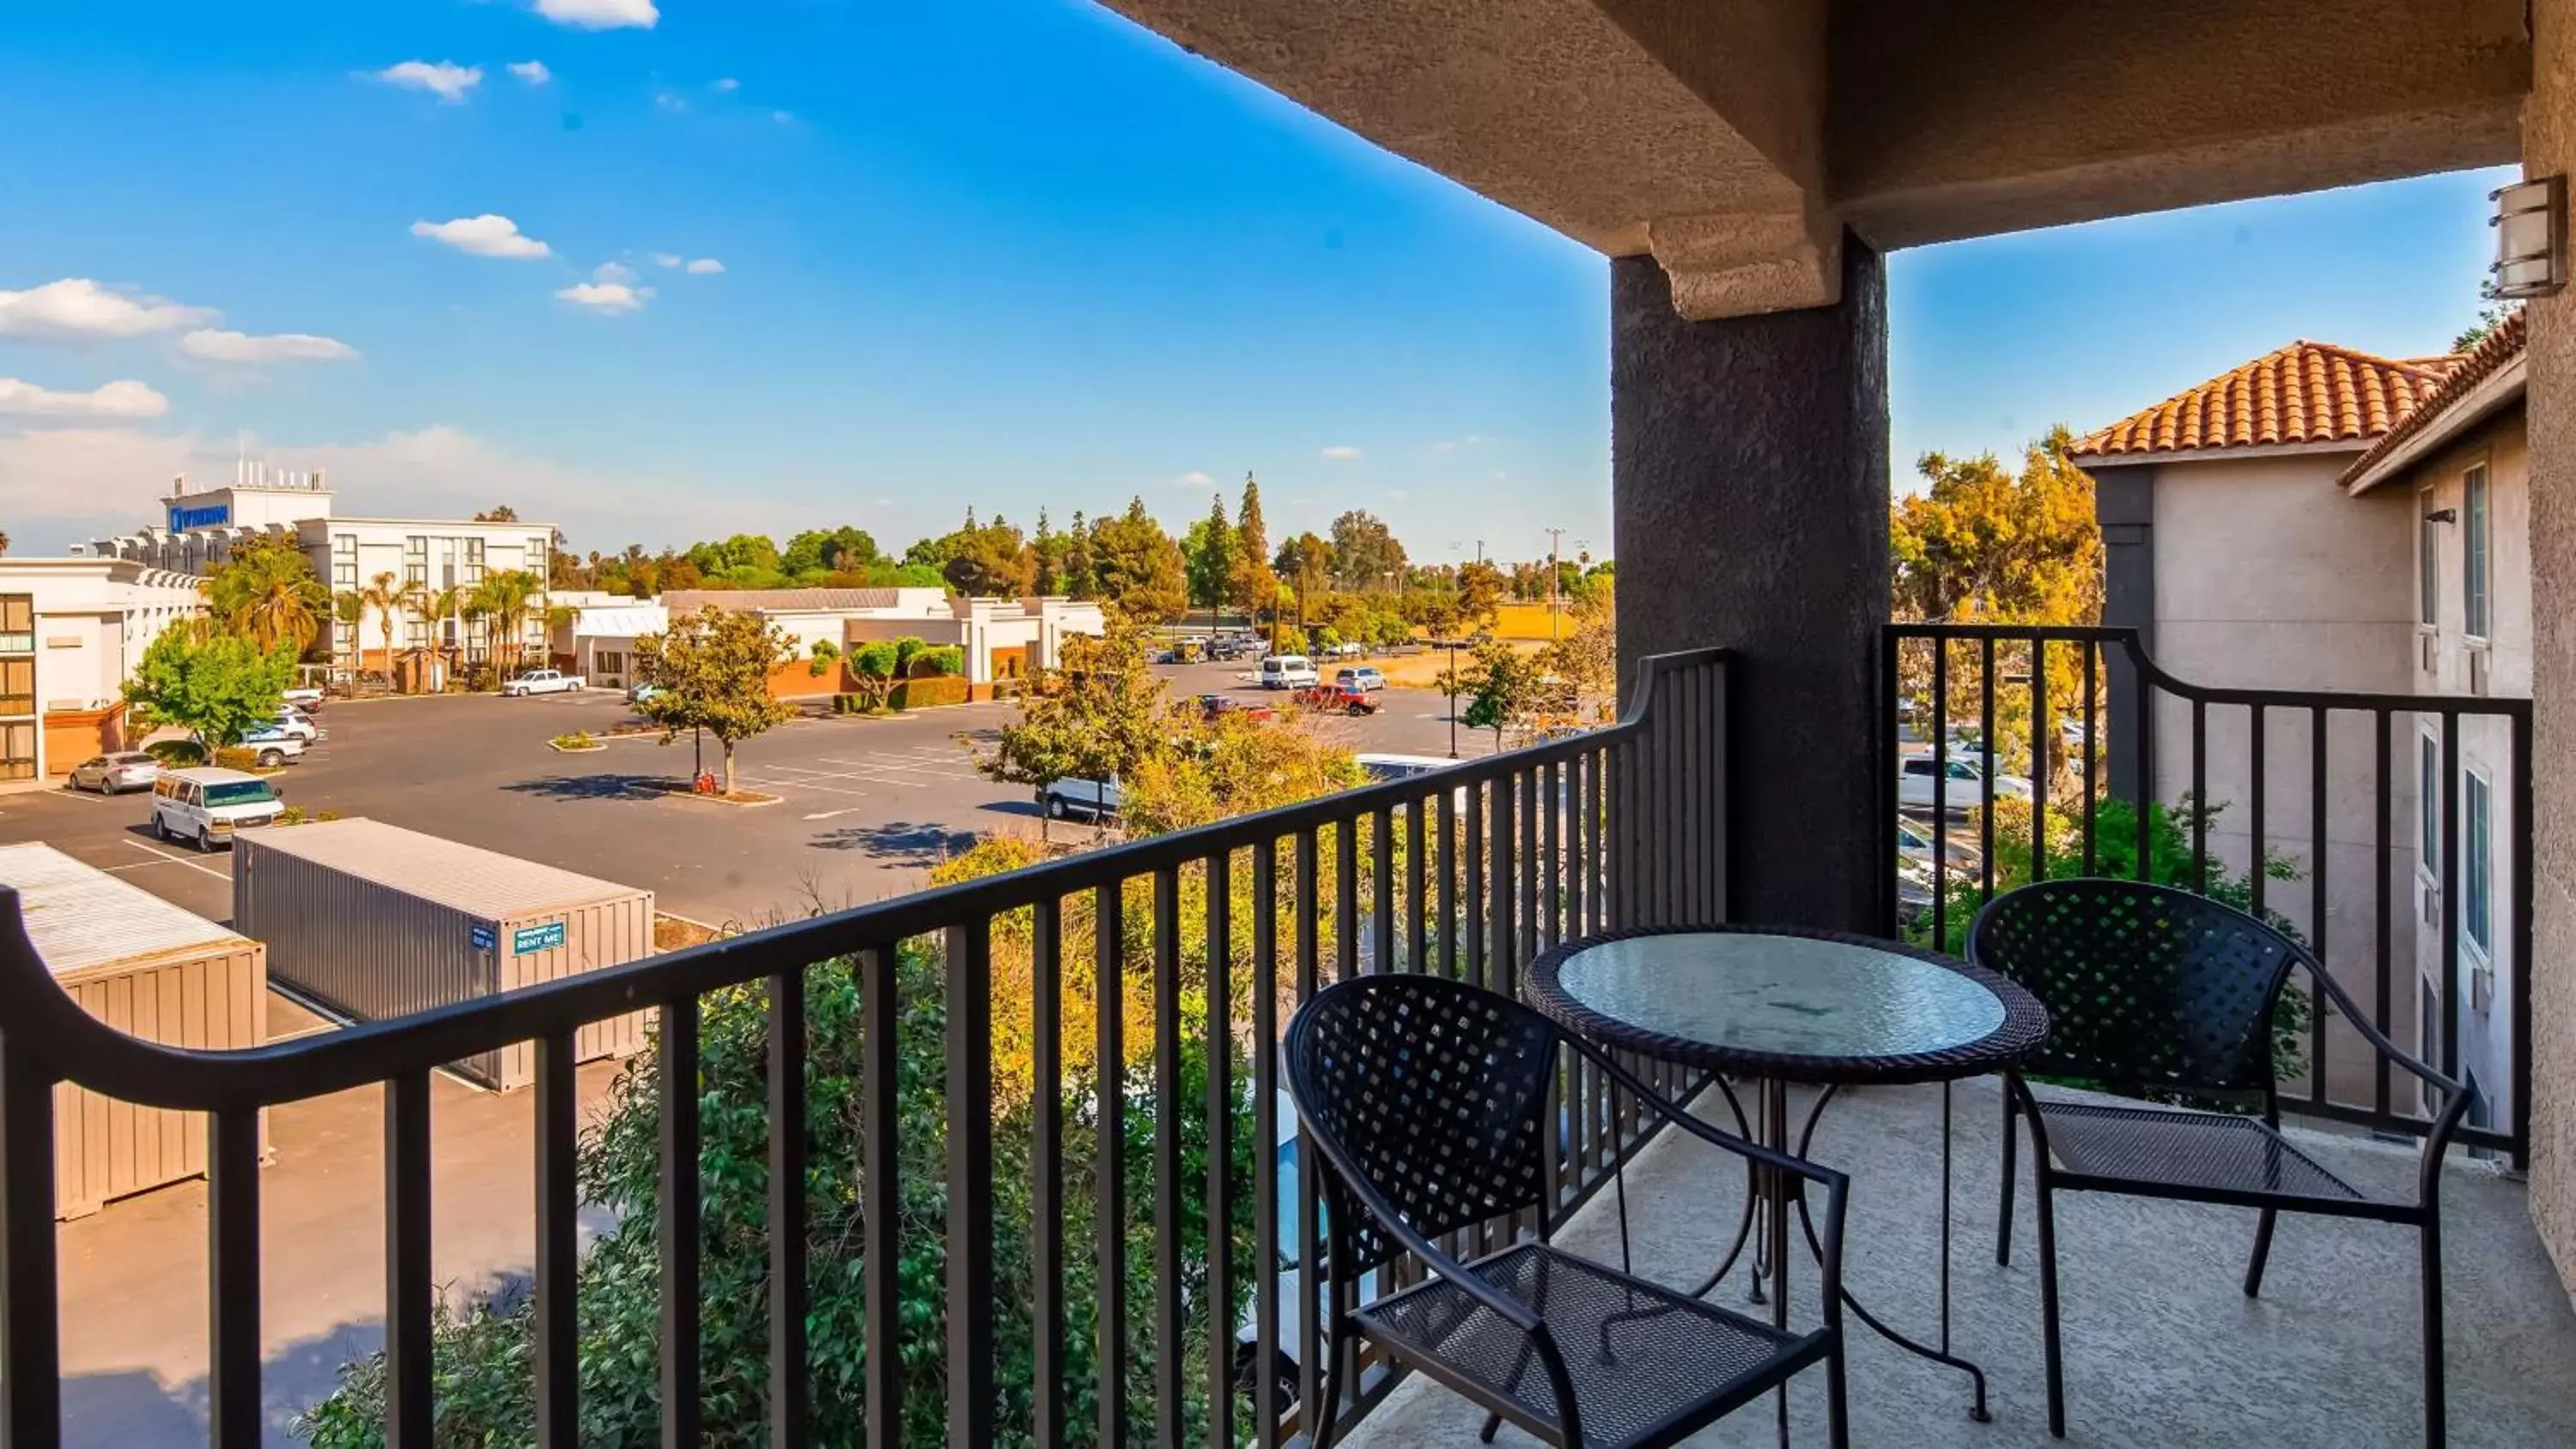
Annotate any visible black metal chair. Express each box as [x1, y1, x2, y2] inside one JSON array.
[[1284, 972, 1851, 1448], [1968, 878, 2469, 1446]]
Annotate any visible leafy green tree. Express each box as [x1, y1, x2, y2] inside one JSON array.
[[121, 626, 296, 747], [1328, 509, 1405, 591], [357, 572, 418, 683], [1454, 560, 1506, 629], [942, 515, 1036, 597], [1457, 639, 1542, 749], [1182, 494, 1236, 634], [1061, 510, 1097, 598], [471, 505, 521, 523], [1273, 532, 1332, 635], [1891, 427, 2100, 627], [1229, 475, 1276, 636], [907, 644, 963, 678], [685, 533, 784, 583], [1089, 499, 1188, 623], [781, 526, 881, 579], [848, 639, 901, 710], [975, 623, 1169, 834], [634, 605, 798, 795], [207, 536, 329, 655], [467, 570, 546, 676], [1122, 710, 1364, 835]]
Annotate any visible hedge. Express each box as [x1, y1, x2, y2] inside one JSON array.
[[889, 676, 969, 711]]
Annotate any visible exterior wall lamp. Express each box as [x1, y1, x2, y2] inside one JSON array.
[[2426, 508, 2458, 524], [2492, 176, 2567, 300]]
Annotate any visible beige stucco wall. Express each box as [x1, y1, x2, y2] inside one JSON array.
[[2522, 0, 2576, 1295], [2148, 452, 2421, 1104]]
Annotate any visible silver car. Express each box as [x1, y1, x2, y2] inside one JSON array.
[[69, 751, 161, 795]]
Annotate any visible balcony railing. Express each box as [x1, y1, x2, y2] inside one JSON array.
[[0, 649, 1731, 1447], [1880, 623, 2534, 1161]]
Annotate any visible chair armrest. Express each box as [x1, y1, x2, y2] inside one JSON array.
[[1290, 1113, 1548, 1337], [1567, 1036, 1851, 1195], [2300, 958, 2468, 1105]]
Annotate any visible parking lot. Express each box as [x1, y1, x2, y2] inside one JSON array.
[[0, 660, 1485, 931]]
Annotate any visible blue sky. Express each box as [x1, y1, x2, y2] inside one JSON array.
[[0, 1, 2514, 565]]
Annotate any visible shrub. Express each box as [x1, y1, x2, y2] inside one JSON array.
[[145, 738, 207, 767], [890, 635, 927, 677], [889, 676, 969, 711], [551, 731, 598, 750], [807, 639, 841, 677], [212, 746, 260, 771], [830, 693, 858, 715], [316, 809, 343, 822], [295, 943, 1255, 1447], [908, 645, 964, 679], [275, 805, 308, 826]]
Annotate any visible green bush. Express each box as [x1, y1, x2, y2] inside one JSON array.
[[889, 676, 969, 711], [212, 745, 260, 771], [831, 693, 860, 715], [890, 635, 927, 678], [295, 943, 1255, 1447], [145, 738, 207, 767], [808, 640, 841, 677], [550, 731, 599, 750], [276, 805, 308, 826], [908, 645, 964, 679]]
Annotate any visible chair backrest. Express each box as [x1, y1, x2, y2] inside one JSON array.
[[1966, 878, 2301, 1098], [1284, 973, 1556, 1278]]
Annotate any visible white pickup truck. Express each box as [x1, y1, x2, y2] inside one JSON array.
[[502, 668, 587, 697]]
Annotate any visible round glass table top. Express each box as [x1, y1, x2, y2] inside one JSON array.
[[1526, 929, 2045, 1082]]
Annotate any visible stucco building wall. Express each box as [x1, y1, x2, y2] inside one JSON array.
[[2520, 0, 2576, 1291]]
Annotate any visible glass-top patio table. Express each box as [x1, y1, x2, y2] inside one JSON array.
[[1524, 925, 2051, 1431]]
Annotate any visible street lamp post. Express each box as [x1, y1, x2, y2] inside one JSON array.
[[1447, 638, 1461, 759]]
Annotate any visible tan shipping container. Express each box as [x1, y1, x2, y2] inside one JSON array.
[[0, 842, 267, 1219], [234, 819, 653, 1089]]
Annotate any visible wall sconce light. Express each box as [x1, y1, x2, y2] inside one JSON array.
[[2426, 508, 2458, 524], [2492, 176, 2567, 300]]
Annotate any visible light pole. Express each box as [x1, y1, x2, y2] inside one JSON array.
[[1446, 638, 1461, 759]]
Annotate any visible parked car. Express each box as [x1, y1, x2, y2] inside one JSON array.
[[1325, 640, 1365, 658], [1260, 654, 1320, 689], [1897, 753, 2031, 809], [68, 751, 160, 795], [503, 668, 586, 697], [1295, 684, 1381, 716], [149, 767, 285, 851], [266, 706, 325, 744], [236, 727, 306, 769], [1334, 666, 1386, 693], [1037, 776, 1122, 822], [627, 681, 666, 705], [1896, 815, 1981, 870], [281, 686, 325, 710], [1354, 753, 1460, 785], [1199, 694, 1276, 724], [1896, 854, 1939, 923]]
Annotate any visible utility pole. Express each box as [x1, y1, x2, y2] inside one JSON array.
[[1543, 527, 1566, 640]]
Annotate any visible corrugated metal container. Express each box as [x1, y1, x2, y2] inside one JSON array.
[[235, 819, 653, 1089], [0, 842, 267, 1219]]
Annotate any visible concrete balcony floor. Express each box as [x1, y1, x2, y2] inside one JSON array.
[[1338, 1077, 2576, 1449]]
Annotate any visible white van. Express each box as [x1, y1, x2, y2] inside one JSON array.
[[149, 768, 285, 851], [1260, 654, 1320, 690]]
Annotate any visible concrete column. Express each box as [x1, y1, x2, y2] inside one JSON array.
[[2521, 0, 2576, 1291], [2091, 464, 2157, 804], [1611, 237, 1888, 932]]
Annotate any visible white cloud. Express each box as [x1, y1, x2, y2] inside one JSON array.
[[1173, 470, 1216, 488], [533, 0, 658, 30], [0, 279, 216, 343], [684, 258, 724, 275], [0, 378, 168, 420], [649, 252, 683, 269], [179, 329, 361, 364], [555, 282, 650, 313], [1321, 445, 1362, 460], [772, 110, 794, 124], [507, 60, 553, 86], [410, 215, 553, 259], [713, 77, 740, 93], [592, 260, 639, 285], [374, 60, 482, 103]]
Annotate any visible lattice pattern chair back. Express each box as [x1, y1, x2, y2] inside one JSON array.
[[1285, 974, 1555, 1277], [1967, 878, 2298, 1097]]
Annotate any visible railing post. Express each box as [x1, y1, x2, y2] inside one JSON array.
[[0, 1033, 59, 1449]]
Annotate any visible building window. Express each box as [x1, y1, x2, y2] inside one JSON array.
[[2466, 769, 2493, 956], [2464, 464, 2490, 640], [595, 650, 625, 676], [404, 535, 428, 588], [527, 536, 550, 576], [0, 722, 32, 782], [2419, 491, 2439, 627], [2421, 730, 2441, 876], [465, 537, 486, 585], [0, 594, 32, 654], [440, 537, 459, 590], [0, 658, 33, 718], [332, 533, 359, 591]]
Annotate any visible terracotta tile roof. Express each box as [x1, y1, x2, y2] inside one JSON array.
[[2069, 341, 2455, 461], [2338, 310, 2528, 490]]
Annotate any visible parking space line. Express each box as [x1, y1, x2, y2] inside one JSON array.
[[759, 762, 930, 789], [124, 839, 234, 881], [817, 755, 979, 780]]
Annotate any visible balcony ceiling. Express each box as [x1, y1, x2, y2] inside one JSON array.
[[1097, 0, 2531, 318]]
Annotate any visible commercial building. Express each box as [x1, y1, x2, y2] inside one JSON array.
[[0, 557, 207, 787], [663, 587, 1105, 697], [545, 593, 669, 692], [78, 463, 556, 682]]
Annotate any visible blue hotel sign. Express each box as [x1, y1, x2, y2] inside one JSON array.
[[168, 501, 231, 530]]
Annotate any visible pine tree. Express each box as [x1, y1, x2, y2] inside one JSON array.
[[1230, 472, 1277, 636]]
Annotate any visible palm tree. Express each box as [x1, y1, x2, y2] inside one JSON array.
[[413, 585, 465, 686], [228, 549, 330, 655], [357, 572, 420, 688], [468, 569, 544, 676]]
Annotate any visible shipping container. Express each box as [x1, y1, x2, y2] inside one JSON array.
[[0, 842, 267, 1218], [234, 819, 653, 1089]]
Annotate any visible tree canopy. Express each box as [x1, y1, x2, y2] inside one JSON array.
[[1181, 494, 1236, 623], [206, 536, 328, 656], [1088, 498, 1188, 622], [975, 622, 1168, 799], [633, 605, 798, 794], [122, 626, 295, 746], [1891, 426, 2102, 625], [1328, 509, 1405, 591]]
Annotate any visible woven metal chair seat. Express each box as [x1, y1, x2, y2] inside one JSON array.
[[2036, 1098, 2366, 1203], [1356, 1240, 1814, 1449]]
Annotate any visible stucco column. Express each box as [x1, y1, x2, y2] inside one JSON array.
[[2090, 464, 2157, 804], [1611, 237, 1889, 932], [2522, 0, 2576, 1294]]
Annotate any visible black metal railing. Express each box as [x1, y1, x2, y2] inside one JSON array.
[[0, 648, 1730, 1448], [1880, 623, 2533, 1162]]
